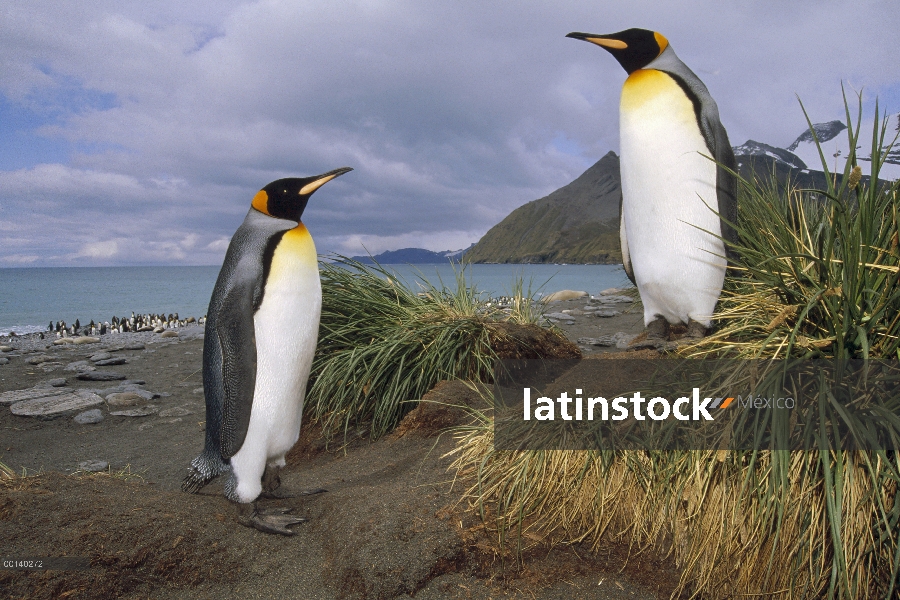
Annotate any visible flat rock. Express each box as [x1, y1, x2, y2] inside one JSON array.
[[39, 362, 63, 372], [77, 460, 108, 472], [106, 392, 147, 407], [158, 406, 192, 418], [74, 409, 104, 424], [36, 378, 67, 388], [89, 352, 112, 362], [593, 309, 621, 318], [25, 355, 53, 365], [65, 361, 96, 372], [616, 332, 638, 348], [543, 290, 587, 303], [77, 371, 126, 381], [94, 357, 127, 366], [0, 357, 8, 365], [10, 391, 104, 417], [545, 312, 576, 321], [110, 405, 158, 417], [0, 387, 68, 406], [576, 336, 618, 347], [596, 295, 633, 304]]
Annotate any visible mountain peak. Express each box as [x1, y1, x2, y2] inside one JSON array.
[[787, 120, 847, 151]]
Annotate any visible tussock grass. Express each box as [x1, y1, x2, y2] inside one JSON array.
[[450, 92, 900, 598], [306, 257, 544, 440]]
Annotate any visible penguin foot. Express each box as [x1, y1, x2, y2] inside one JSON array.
[[630, 316, 670, 349], [237, 503, 307, 536], [685, 319, 709, 339]]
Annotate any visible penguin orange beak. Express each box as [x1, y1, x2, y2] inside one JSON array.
[[566, 32, 628, 49], [300, 167, 354, 196]]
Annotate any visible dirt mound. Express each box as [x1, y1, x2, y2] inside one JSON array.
[[488, 322, 581, 360]]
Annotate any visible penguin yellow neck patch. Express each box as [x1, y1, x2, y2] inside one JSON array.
[[252, 190, 269, 215], [622, 69, 683, 113], [654, 32, 668, 54], [273, 223, 317, 269]]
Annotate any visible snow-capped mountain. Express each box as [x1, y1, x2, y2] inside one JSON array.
[[734, 114, 900, 181]]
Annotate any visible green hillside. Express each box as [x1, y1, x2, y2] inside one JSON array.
[[466, 152, 623, 264]]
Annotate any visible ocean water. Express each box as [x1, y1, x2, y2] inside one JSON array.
[[0, 263, 631, 336]]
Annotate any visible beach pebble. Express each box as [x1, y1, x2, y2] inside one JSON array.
[[10, 391, 104, 418], [599, 287, 625, 296], [158, 406, 192, 418], [110, 405, 158, 417], [138, 422, 154, 431], [94, 357, 127, 366], [160, 330, 178, 338], [65, 361, 96, 372], [577, 336, 619, 347], [0, 357, 8, 365], [74, 409, 104, 424], [89, 352, 112, 362], [39, 362, 63, 372], [545, 312, 576, 322], [595, 295, 633, 304], [36, 378, 67, 388], [77, 460, 108, 472], [25, 355, 53, 365], [192, 387, 204, 394], [106, 392, 147, 407], [543, 290, 588, 303], [77, 371, 127, 381], [593, 309, 621, 318], [1, 387, 69, 405], [615, 332, 638, 348]]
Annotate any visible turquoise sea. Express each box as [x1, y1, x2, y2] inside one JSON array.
[[0, 263, 632, 336]]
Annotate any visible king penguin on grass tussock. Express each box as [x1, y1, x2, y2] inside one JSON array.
[[567, 28, 737, 346], [182, 167, 352, 535]]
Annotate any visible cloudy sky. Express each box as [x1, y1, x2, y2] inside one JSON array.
[[1, 0, 898, 267]]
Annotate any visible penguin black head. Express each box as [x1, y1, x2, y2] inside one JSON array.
[[566, 28, 668, 74], [251, 167, 353, 222]]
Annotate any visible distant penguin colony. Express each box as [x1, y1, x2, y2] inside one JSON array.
[[182, 167, 352, 535], [47, 313, 204, 337], [567, 28, 737, 344]]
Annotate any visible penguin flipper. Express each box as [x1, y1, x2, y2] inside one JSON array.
[[216, 281, 259, 459], [619, 192, 635, 285]]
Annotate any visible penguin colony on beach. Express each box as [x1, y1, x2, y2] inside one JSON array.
[[182, 167, 352, 535], [48, 313, 203, 337], [567, 28, 737, 344]]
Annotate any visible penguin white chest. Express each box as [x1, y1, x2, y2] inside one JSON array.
[[247, 224, 320, 460], [619, 68, 726, 326]]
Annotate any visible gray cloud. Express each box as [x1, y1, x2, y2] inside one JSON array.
[[1, 0, 898, 265]]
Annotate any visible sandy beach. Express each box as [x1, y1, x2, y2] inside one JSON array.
[[0, 304, 677, 600]]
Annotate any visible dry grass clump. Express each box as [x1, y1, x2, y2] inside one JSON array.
[[450, 93, 900, 599]]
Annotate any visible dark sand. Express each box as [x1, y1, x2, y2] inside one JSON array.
[[0, 306, 681, 600]]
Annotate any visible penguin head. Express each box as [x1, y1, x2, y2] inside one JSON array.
[[566, 28, 668, 74], [251, 167, 353, 222]]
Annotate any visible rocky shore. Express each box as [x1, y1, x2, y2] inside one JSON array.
[[0, 301, 673, 600]]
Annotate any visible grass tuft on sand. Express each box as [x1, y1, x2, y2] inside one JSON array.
[[306, 257, 553, 440]]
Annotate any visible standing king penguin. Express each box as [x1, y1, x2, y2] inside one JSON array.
[[182, 167, 352, 535], [567, 28, 737, 343]]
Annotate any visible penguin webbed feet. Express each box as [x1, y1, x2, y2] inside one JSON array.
[[259, 463, 327, 499], [237, 503, 307, 536], [629, 316, 670, 350], [181, 468, 215, 494]]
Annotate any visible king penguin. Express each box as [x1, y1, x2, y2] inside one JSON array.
[[182, 167, 352, 535], [567, 28, 737, 343]]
